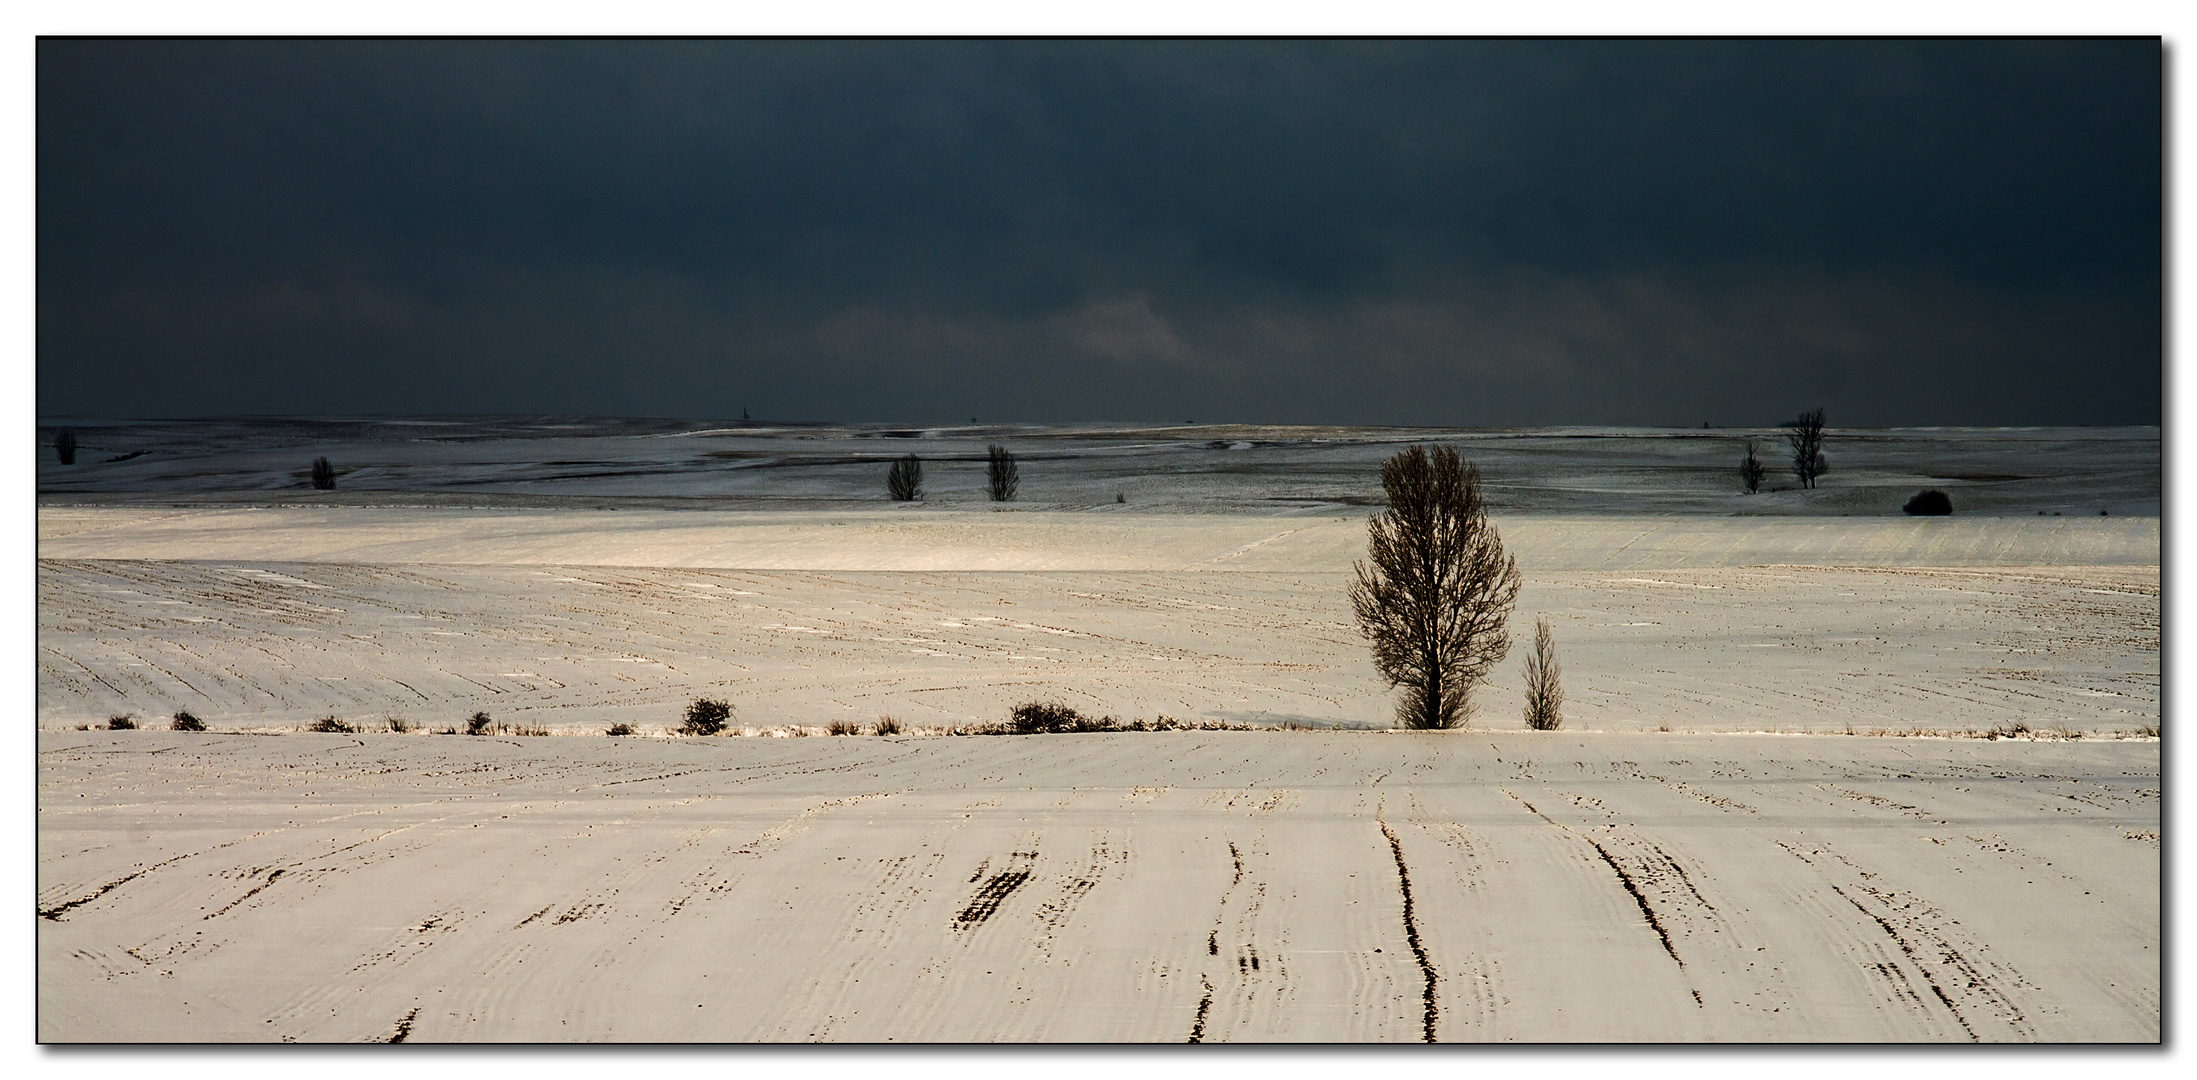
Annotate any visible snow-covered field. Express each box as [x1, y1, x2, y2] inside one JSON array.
[[37, 730, 2159, 1042], [34, 420, 2161, 1041]]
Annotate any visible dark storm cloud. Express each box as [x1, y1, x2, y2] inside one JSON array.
[[37, 39, 2160, 424]]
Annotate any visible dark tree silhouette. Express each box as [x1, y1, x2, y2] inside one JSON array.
[[887, 453, 923, 501], [1521, 617, 1564, 731], [1740, 441, 1766, 494], [1350, 445, 1522, 730], [54, 428, 77, 465], [986, 444, 1018, 502], [1784, 408, 1828, 489], [310, 456, 336, 490]]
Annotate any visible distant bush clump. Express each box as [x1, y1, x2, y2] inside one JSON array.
[[873, 716, 902, 736], [679, 698, 732, 736], [605, 722, 635, 737], [465, 711, 496, 736], [1903, 490, 1952, 516], [986, 444, 1018, 502], [170, 710, 206, 732], [887, 453, 923, 501], [310, 456, 336, 490], [54, 428, 77, 466], [385, 715, 414, 734], [1010, 701, 1085, 734], [827, 719, 860, 736], [513, 724, 550, 737], [310, 716, 357, 733], [105, 715, 137, 731]]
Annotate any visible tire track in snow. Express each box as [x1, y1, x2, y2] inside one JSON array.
[[1379, 820, 1438, 1043]]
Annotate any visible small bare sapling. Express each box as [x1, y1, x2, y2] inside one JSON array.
[[887, 453, 923, 501], [310, 456, 336, 490], [54, 428, 77, 465], [1740, 442, 1766, 494], [1521, 617, 1564, 731], [986, 444, 1019, 502]]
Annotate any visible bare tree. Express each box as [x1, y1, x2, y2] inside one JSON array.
[[53, 428, 77, 465], [887, 453, 923, 501], [1783, 408, 1827, 489], [986, 443, 1018, 502], [1740, 441, 1766, 494], [1521, 617, 1564, 730], [1350, 445, 1523, 730], [310, 456, 336, 490]]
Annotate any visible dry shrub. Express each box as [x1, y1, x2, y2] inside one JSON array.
[[1521, 617, 1564, 731], [310, 456, 336, 490], [105, 715, 137, 731], [827, 719, 860, 736], [605, 722, 635, 737], [310, 716, 357, 734], [170, 710, 207, 732], [465, 711, 495, 736], [873, 716, 902, 736], [513, 724, 550, 737], [384, 715, 414, 734], [679, 698, 732, 736], [1010, 701, 1084, 734]]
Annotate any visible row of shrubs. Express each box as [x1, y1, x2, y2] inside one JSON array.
[[79, 700, 1258, 738], [670, 698, 1256, 737], [88, 709, 548, 736], [76, 702, 2151, 741]]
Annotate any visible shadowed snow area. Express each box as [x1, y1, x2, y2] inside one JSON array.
[[35, 419, 2159, 1041]]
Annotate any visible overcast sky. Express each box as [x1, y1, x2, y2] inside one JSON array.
[[36, 39, 2160, 426]]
